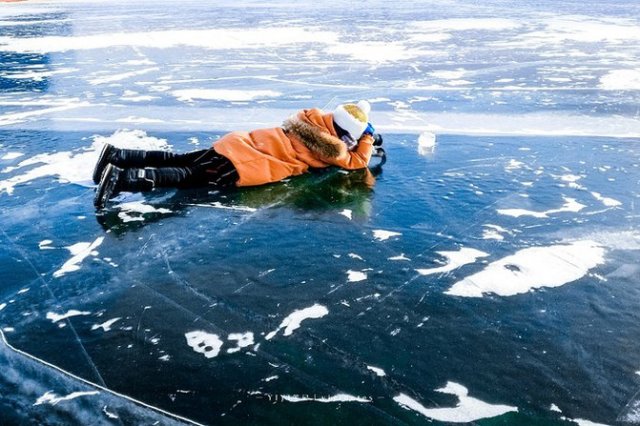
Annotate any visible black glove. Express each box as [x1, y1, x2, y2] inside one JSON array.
[[372, 133, 383, 147]]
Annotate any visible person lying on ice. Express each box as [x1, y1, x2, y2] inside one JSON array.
[[93, 100, 382, 209]]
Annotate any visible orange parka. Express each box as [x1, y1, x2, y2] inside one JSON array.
[[212, 108, 374, 187]]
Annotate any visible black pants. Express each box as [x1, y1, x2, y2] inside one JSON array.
[[113, 148, 238, 188]]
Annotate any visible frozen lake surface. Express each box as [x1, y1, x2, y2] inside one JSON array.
[[0, 1, 639, 424]]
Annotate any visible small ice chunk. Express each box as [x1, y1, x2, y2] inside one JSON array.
[[347, 270, 367, 282], [265, 304, 328, 340], [550, 403, 562, 413], [418, 132, 436, 156]]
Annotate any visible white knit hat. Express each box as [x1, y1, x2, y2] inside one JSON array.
[[333, 100, 371, 140]]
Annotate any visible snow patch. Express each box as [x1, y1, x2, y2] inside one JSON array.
[[599, 69, 640, 90], [0, 129, 170, 194], [566, 418, 611, 426], [281, 393, 371, 403], [388, 253, 411, 261], [227, 332, 254, 354], [394, 381, 517, 423], [186, 202, 257, 212], [88, 67, 159, 85], [46, 310, 91, 323], [339, 209, 353, 220], [265, 304, 328, 340], [38, 239, 53, 249], [185, 330, 223, 359], [0, 28, 339, 54], [410, 18, 520, 32], [373, 230, 402, 241], [1, 152, 23, 160], [416, 248, 488, 276], [34, 390, 99, 406], [116, 201, 172, 222], [446, 240, 605, 297], [53, 236, 104, 278], [497, 197, 585, 218], [482, 224, 511, 241], [173, 89, 281, 103], [366, 365, 386, 377], [590, 192, 621, 207], [430, 69, 467, 80], [91, 317, 121, 332]]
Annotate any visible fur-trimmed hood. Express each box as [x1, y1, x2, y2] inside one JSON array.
[[282, 113, 344, 159]]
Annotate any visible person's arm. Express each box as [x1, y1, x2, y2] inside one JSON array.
[[326, 134, 374, 170]]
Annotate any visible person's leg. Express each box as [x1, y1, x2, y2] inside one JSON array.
[[94, 165, 194, 208], [93, 152, 239, 208], [92, 144, 213, 184]]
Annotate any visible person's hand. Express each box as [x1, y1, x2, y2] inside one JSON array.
[[363, 122, 375, 136], [373, 133, 383, 147]]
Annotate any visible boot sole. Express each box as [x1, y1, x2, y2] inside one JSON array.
[[94, 164, 121, 209], [92, 143, 114, 185]]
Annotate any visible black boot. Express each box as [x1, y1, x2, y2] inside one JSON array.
[[94, 165, 194, 209], [92, 144, 187, 184], [92, 143, 118, 184], [94, 164, 155, 209]]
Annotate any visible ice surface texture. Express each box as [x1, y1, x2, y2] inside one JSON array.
[[0, 1, 639, 425]]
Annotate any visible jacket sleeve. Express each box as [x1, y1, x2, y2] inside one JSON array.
[[324, 134, 374, 170]]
